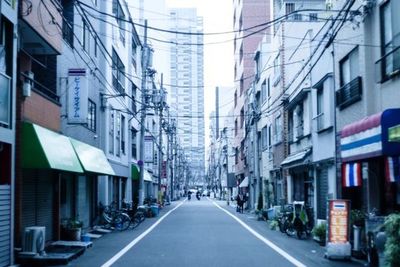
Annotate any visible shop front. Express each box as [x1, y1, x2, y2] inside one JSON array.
[[19, 122, 115, 244], [68, 138, 115, 229], [19, 122, 84, 242], [340, 109, 400, 214]]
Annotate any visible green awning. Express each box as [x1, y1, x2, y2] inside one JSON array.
[[131, 164, 140, 180], [131, 164, 152, 182], [21, 122, 83, 173], [70, 138, 115, 176]]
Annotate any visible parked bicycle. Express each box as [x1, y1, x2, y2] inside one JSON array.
[[99, 202, 131, 231], [284, 201, 313, 239], [122, 200, 146, 229]]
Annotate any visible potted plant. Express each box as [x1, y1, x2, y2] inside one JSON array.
[[312, 222, 327, 246], [384, 213, 400, 267], [350, 209, 365, 227], [61, 218, 83, 241]]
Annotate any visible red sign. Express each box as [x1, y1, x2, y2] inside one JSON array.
[[162, 161, 167, 178], [328, 200, 350, 243]]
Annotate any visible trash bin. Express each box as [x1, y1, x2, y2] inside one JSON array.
[[151, 205, 159, 217]]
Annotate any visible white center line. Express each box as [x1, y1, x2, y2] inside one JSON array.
[[212, 200, 307, 267], [101, 201, 185, 267]]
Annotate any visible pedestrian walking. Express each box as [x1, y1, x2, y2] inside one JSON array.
[[236, 194, 244, 213]]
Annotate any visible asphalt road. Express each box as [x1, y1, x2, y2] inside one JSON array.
[[101, 199, 302, 267], [68, 198, 364, 267]]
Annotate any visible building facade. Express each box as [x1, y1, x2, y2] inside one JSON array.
[[169, 8, 205, 185]]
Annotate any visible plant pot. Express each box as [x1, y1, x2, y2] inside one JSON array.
[[61, 227, 82, 241], [313, 236, 326, 246]]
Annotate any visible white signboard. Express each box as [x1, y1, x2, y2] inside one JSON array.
[[144, 136, 154, 163], [68, 68, 88, 124]]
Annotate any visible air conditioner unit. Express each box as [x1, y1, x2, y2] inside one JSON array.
[[21, 226, 46, 256]]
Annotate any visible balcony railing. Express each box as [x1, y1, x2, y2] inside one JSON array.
[[336, 76, 362, 109], [375, 45, 400, 83], [62, 22, 74, 48]]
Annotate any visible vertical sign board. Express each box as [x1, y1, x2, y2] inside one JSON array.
[[144, 136, 154, 163], [162, 161, 167, 178], [328, 200, 349, 243], [68, 69, 88, 124], [326, 199, 351, 260]]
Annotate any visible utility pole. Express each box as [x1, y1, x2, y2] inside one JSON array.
[[158, 74, 164, 200], [165, 108, 170, 201], [138, 20, 148, 205], [224, 129, 230, 205]]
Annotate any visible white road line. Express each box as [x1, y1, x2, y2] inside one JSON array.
[[212, 201, 307, 267], [101, 201, 185, 267]]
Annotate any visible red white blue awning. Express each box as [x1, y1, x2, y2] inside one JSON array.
[[342, 162, 362, 187], [340, 109, 400, 162], [385, 156, 400, 183]]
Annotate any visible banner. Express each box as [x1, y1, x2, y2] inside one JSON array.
[[144, 136, 154, 162], [68, 68, 88, 124], [328, 200, 350, 244]]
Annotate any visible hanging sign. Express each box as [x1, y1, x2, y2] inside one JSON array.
[[68, 68, 88, 124], [328, 200, 350, 244], [144, 136, 154, 163]]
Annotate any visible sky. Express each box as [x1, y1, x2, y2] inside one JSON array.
[[165, 0, 234, 148]]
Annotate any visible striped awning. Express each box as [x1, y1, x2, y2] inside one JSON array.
[[340, 109, 400, 162]]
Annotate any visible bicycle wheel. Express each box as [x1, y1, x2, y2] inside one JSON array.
[[115, 213, 131, 231], [130, 217, 140, 229]]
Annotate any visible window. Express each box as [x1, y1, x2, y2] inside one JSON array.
[[286, 3, 295, 19], [273, 53, 281, 84], [87, 99, 96, 132], [235, 147, 239, 164], [94, 37, 98, 57], [235, 119, 238, 136], [261, 79, 267, 103], [116, 112, 121, 157], [255, 51, 261, 80], [240, 76, 244, 95], [234, 90, 237, 106], [132, 38, 137, 69], [131, 128, 137, 159], [340, 47, 359, 87], [309, 13, 318, 21], [83, 20, 90, 53], [239, 43, 243, 63], [62, 0, 74, 47], [0, 73, 11, 128], [121, 115, 125, 154], [262, 126, 268, 150], [109, 110, 114, 154], [295, 105, 304, 138], [112, 49, 125, 94], [274, 115, 282, 144], [113, 0, 125, 44], [240, 108, 244, 128], [337, 47, 362, 108], [316, 87, 324, 131], [132, 82, 137, 114], [293, 14, 302, 21], [267, 77, 270, 98], [379, 0, 400, 80], [240, 140, 245, 160]]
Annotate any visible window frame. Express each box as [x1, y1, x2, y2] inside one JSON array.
[[87, 98, 96, 132]]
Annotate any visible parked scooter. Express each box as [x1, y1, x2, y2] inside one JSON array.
[[278, 204, 293, 233], [196, 191, 201, 200], [188, 191, 192, 201]]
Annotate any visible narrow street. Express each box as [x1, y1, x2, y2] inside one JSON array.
[[67, 199, 364, 267]]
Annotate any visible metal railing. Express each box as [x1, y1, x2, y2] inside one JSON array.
[[336, 76, 362, 109], [375, 45, 400, 83]]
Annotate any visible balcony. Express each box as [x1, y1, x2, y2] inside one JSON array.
[[375, 46, 400, 83], [20, 0, 62, 55], [336, 76, 362, 109]]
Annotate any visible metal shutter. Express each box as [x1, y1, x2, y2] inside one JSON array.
[[0, 185, 11, 267], [317, 168, 329, 220], [21, 171, 54, 241]]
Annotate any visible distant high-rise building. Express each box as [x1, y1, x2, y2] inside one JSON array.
[[169, 8, 205, 183]]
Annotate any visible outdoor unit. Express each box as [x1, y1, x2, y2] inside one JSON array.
[[21, 226, 46, 256]]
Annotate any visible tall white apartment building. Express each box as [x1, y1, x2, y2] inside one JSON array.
[[169, 8, 205, 183]]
